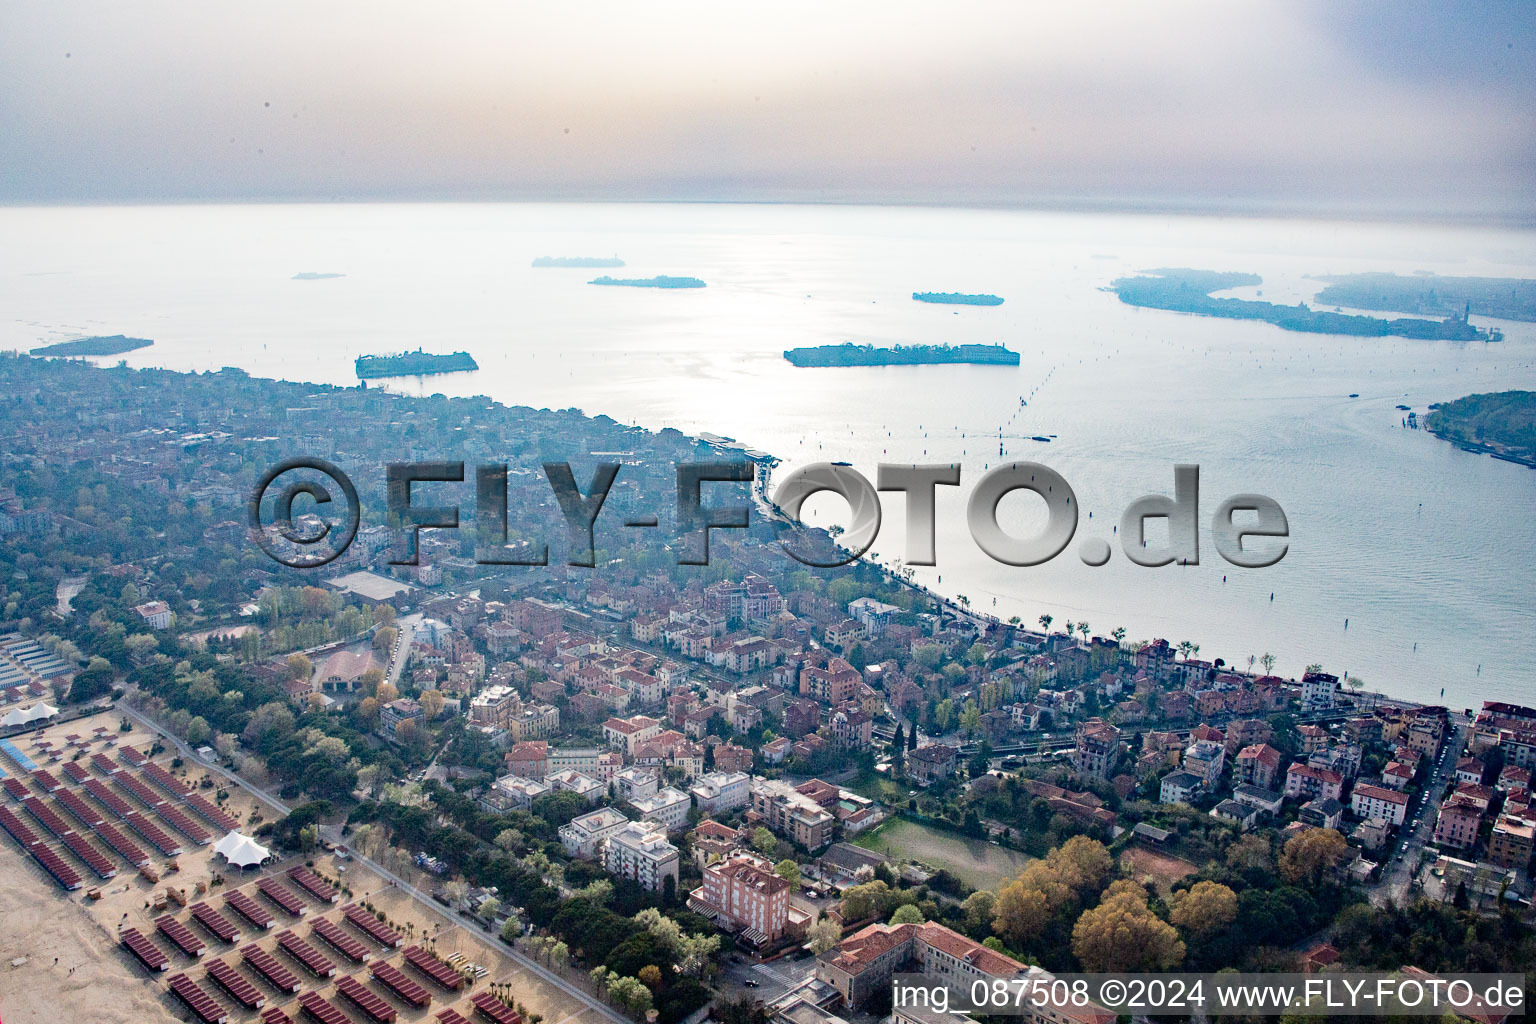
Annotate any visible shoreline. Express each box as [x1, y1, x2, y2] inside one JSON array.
[[1424, 425, 1536, 470]]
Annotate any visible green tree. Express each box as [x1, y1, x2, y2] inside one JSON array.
[[752, 827, 778, 856]]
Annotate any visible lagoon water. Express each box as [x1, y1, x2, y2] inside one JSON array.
[[3, 202, 1534, 707]]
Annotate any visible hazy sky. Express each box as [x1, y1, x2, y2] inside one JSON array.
[[2, 1, 1532, 220]]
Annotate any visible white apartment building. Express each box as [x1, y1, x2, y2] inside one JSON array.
[[689, 770, 750, 815], [1351, 783, 1409, 826], [548, 747, 622, 782], [613, 766, 660, 803], [630, 787, 691, 832], [603, 822, 681, 894], [547, 769, 604, 804], [492, 774, 551, 810], [559, 807, 630, 858]]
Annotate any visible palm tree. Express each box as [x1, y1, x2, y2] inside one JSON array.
[[1112, 627, 1126, 645], [1077, 622, 1090, 641], [1260, 652, 1276, 674], [1038, 614, 1053, 633], [1064, 620, 1075, 639], [1176, 640, 1193, 661]]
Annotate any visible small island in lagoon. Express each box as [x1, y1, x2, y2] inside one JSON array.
[[784, 342, 1020, 367], [534, 256, 625, 268], [355, 349, 478, 379], [31, 334, 153, 357], [1424, 391, 1536, 468], [913, 292, 1004, 306], [292, 272, 345, 280], [1111, 268, 1503, 341], [590, 275, 705, 289]]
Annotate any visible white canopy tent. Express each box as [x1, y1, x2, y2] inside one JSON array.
[[0, 703, 58, 728], [213, 831, 271, 869]]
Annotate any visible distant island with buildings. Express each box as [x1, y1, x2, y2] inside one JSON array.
[[589, 275, 706, 289], [783, 342, 1020, 367], [355, 349, 479, 379], [1314, 273, 1536, 323], [30, 335, 153, 357], [1111, 268, 1503, 341], [912, 292, 1004, 306], [1425, 391, 1536, 468], [534, 256, 625, 268]]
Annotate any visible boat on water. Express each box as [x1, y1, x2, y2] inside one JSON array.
[[1031, 435, 1051, 443]]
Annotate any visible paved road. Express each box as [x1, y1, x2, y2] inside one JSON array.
[[118, 701, 630, 1024], [385, 613, 422, 691], [1371, 721, 1466, 906]]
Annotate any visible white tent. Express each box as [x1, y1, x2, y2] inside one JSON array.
[[213, 831, 271, 869], [0, 703, 58, 728]]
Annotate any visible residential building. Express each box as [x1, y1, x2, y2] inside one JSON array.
[[713, 743, 755, 774], [691, 854, 792, 946], [848, 597, 899, 635], [1231, 784, 1284, 817], [1159, 771, 1203, 805], [1211, 800, 1258, 830], [906, 744, 957, 785], [559, 807, 630, 859], [1183, 739, 1227, 788], [827, 707, 872, 750], [750, 778, 835, 850], [690, 771, 750, 815], [468, 685, 520, 730], [1300, 670, 1340, 711], [1381, 761, 1415, 791], [1488, 815, 1534, 870], [547, 769, 604, 804], [1455, 758, 1486, 787], [604, 822, 681, 894], [1234, 743, 1284, 790], [631, 787, 691, 832], [800, 658, 861, 704], [505, 740, 548, 780], [603, 715, 661, 756], [1299, 798, 1344, 830], [613, 766, 660, 803], [380, 698, 425, 739], [508, 702, 560, 741], [1285, 763, 1344, 803], [548, 747, 621, 782], [1433, 794, 1483, 850], [489, 774, 550, 811], [134, 600, 173, 630], [1072, 718, 1122, 782], [1351, 783, 1409, 826]]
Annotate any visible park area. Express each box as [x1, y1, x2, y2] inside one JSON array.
[[853, 817, 1034, 891]]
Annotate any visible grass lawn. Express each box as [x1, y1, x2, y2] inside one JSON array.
[[853, 817, 1035, 891]]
